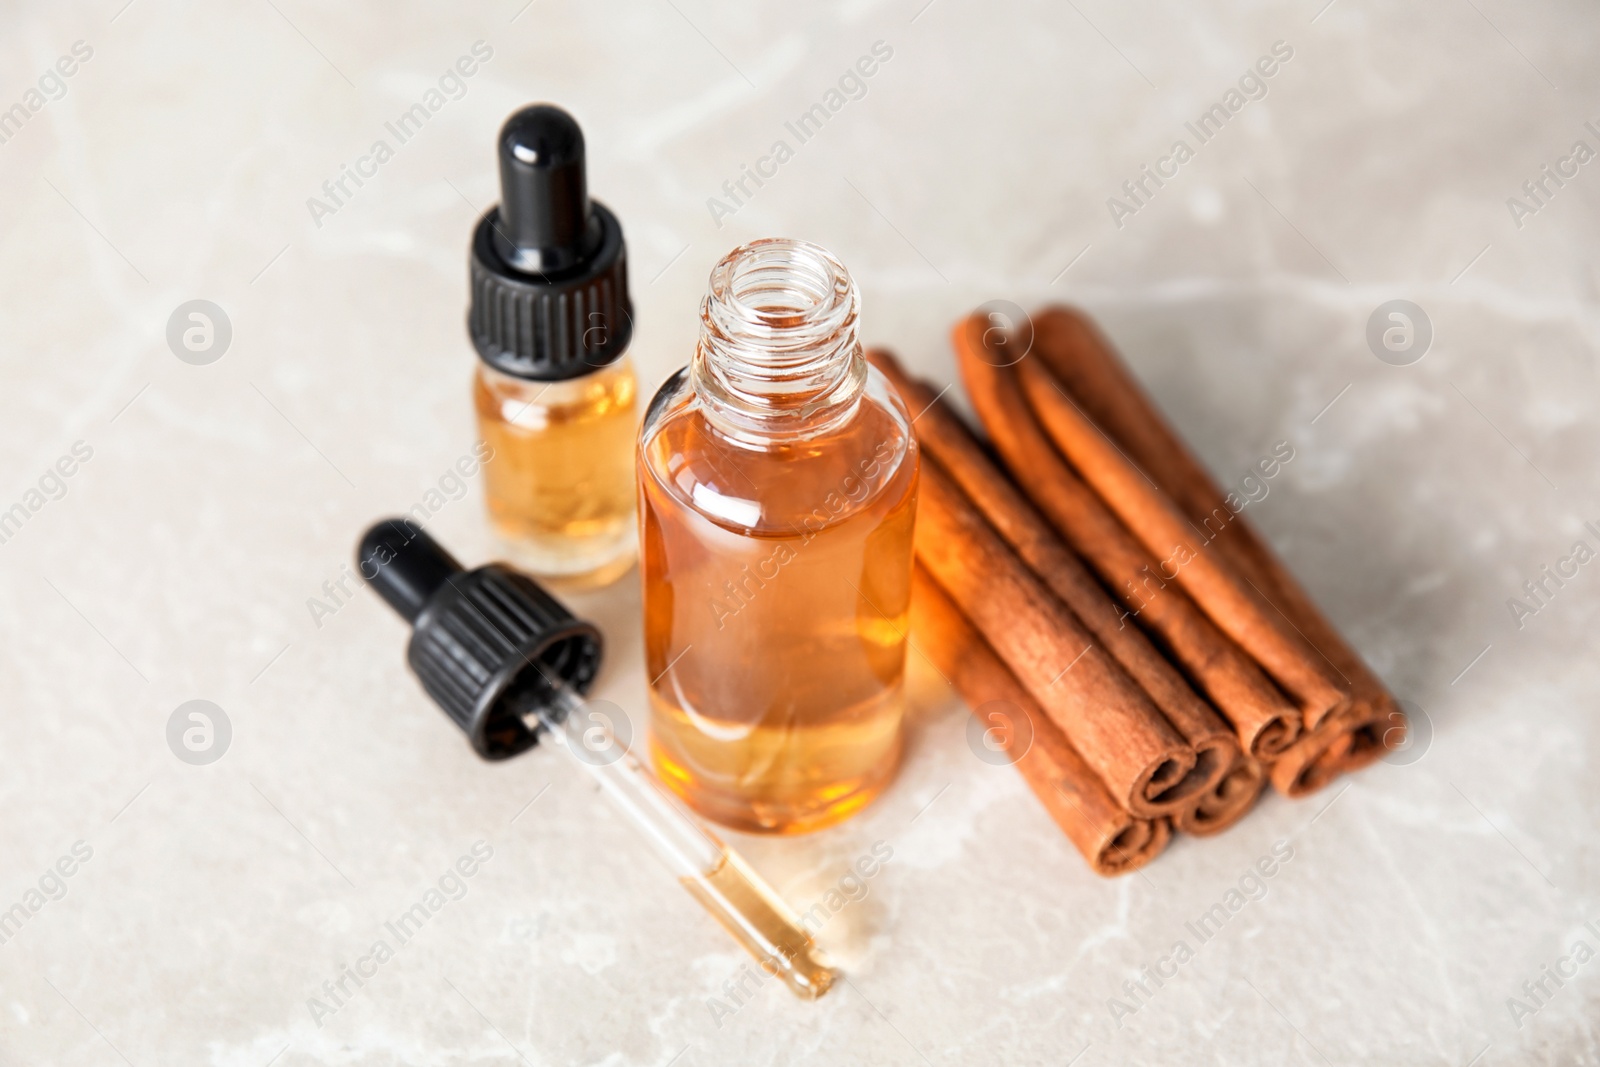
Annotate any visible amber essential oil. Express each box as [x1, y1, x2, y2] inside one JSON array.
[[476, 358, 638, 585], [682, 852, 836, 999], [466, 104, 638, 586], [638, 239, 919, 834]]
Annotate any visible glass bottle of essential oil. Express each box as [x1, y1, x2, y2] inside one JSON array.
[[468, 104, 637, 587], [637, 239, 920, 834]]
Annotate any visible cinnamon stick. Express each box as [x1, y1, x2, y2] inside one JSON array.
[[1027, 306, 1402, 788], [913, 455, 1201, 817], [1267, 703, 1390, 797], [1174, 754, 1266, 837], [950, 318, 1303, 760], [1013, 354, 1351, 731], [911, 567, 1171, 875], [869, 349, 1237, 801]]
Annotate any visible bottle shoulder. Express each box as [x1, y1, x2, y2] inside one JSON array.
[[639, 366, 918, 537]]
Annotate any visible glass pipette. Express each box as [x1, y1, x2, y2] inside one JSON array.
[[517, 683, 836, 999], [356, 518, 837, 1000]]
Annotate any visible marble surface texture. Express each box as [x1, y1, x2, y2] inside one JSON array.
[[2, 1, 1597, 1064]]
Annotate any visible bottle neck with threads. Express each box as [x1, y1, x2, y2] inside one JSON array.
[[691, 239, 867, 445]]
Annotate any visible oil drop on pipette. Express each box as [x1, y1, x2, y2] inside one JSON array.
[[356, 519, 836, 999]]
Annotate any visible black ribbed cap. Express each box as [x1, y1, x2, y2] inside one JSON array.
[[468, 104, 633, 382], [358, 519, 603, 759]]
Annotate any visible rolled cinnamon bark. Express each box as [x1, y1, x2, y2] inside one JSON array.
[[950, 317, 1302, 760], [911, 567, 1171, 875], [1174, 754, 1266, 837], [1027, 306, 1403, 790], [1014, 355, 1351, 731], [1325, 708, 1392, 773], [914, 455, 1201, 817], [1028, 308, 1227, 528], [869, 349, 1236, 800], [1266, 705, 1377, 797]]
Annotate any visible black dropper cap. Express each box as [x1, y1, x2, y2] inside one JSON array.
[[358, 519, 603, 760], [468, 104, 633, 382]]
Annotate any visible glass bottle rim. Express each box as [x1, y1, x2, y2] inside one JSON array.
[[693, 238, 865, 441]]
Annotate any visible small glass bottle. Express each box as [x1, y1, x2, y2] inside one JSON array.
[[637, 238, 920, 834], [467, 104, 638, 587]]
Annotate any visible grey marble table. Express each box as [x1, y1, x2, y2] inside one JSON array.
[[1, 1, 1595, 1064]]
